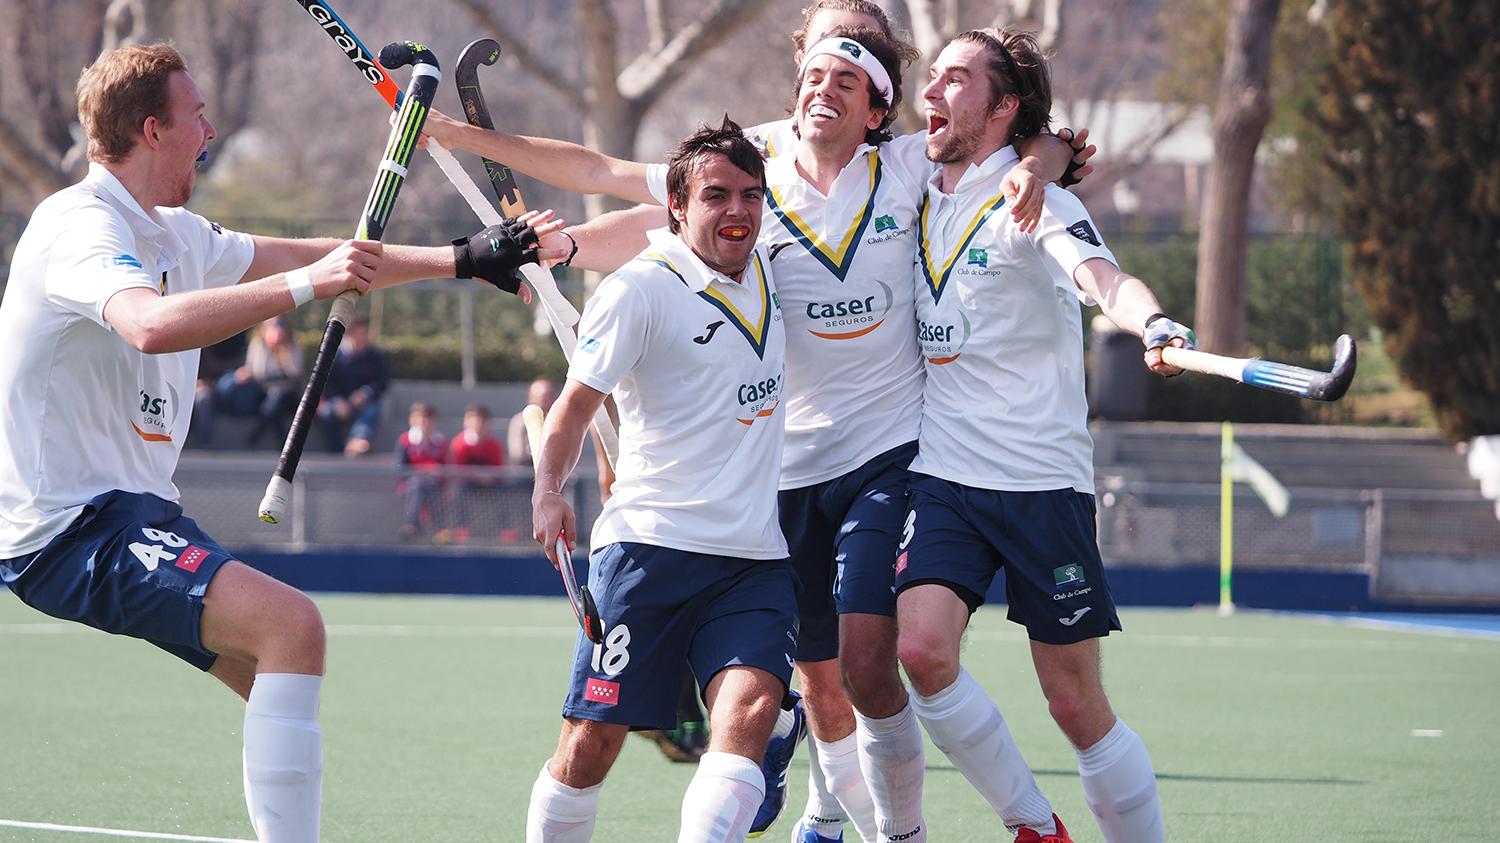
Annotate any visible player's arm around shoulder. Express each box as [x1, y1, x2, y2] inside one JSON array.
[[423, 109, 657, 205]]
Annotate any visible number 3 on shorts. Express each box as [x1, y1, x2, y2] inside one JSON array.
[[590, 624, 631, 676], [899, 510, 916, 551], [127, 527, 188, 572]]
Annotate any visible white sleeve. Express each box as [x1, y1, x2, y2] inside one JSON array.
[[193, 213, 255, 289], [879, 132, 935, 188], [44, 205, 160, 329], [645, 163, 669, 206], [1032, 186, 1117, 302], [567, 272, 652, 396]]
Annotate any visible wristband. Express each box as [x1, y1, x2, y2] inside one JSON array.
[[285, 267, 316, 307], [1142, 312, 1168, 335], [559, 231, 579, 268]]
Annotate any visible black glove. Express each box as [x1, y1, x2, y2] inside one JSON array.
[[1059, 128, 1088, 189], [453, 219, 540, 295]]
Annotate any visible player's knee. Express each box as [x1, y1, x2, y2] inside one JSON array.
[[897, 627, 959, 696], [555, 724, 624, 786], [1045, 689, 1110, 746], [270, 591, 326, 672]]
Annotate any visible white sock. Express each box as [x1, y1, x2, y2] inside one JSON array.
[[242, 673, 322, 843], [1077, 718, 1163, 843], [813, 733, 879, 842], [802, 737, 851, 838], [527, 762, 601, 843], [909, 669, 1054, 836], [854, 704, 926, 843], [678, 752, 765, 843], [771, 704, 798, 740]]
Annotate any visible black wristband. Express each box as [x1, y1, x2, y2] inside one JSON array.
[[452, 237, 475, 278], [559, 231, 579, 268]]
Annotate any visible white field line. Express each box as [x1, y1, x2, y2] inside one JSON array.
[[1298, 613, 1500, 641], [0, 818, 254, 842]]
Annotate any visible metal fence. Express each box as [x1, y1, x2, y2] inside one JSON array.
[[179, 456, 1500, 603], [1095, 480, 1500, 602]]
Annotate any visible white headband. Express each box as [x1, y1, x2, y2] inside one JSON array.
[[798, 37, 894, 106]]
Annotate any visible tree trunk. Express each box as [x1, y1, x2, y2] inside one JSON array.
[[1193, 0, 1281, 354]]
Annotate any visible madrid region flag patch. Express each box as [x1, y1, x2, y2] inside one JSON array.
[[584, 677, 621, 706]]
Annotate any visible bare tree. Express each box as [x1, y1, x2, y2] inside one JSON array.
[[1193, 0, 1281, 353], [450, 0, 769, 217], [0, 0, 261, 212]]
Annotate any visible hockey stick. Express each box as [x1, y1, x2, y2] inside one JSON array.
[[291, 1, 618, 463], [1160, 334, 1357, 402], [454, 38, 620, 466], [258, 42, 440, 524], [523, 404, 605, 643]]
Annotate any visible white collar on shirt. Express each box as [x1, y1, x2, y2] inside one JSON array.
[[928, 144, 1021, 196], [644, 227, 755, 290], [84, 162, 189, 274]]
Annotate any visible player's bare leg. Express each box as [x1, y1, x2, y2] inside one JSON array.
[[679, 665, 783, 842], [530, 718, 628, 842], [1031, 641, 1162, 843], [823, 612, 903, 842], [897, 584, 1056, 840], [793, 657, 879, 837], [200, 561, 326, 843]]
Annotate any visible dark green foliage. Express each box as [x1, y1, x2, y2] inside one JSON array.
[[1315, 0, 1500, 440], [1097, 233, 1365, 423]]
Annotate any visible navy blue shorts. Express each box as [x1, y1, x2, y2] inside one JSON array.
[[1, 491, 235, 670], [778, 441, 916, 663], [894, 475, 1121, 645], [562, 542, 797, 729]]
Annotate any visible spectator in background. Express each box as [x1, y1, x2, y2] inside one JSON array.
[[506, 377, 557, 465], [213, 316, 304, 447], [188, 329, 248, 447], [318, 315, 389, 456], [395, 401, 446, 540], [448, 403, 506, 543]]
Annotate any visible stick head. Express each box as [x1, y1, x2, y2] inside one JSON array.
[[456, 38, 502, 76], [1307, 334, 1357, 402], [379, 40, 439, 70]]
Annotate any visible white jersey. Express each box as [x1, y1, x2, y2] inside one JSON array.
[[569, 228, 789, 559], [0, 164, 255, 558], [909, 146, 1117, 494], [649, 131, 932, 488], [745, 119, 799, 159]]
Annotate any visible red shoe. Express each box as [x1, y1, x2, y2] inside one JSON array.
[[1014, 814, 1072, 843]]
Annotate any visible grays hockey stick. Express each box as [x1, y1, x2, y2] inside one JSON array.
[[259, 42, 440, 524], [454, 38, 619, 466], [523, 404, 605, 643], [1161, 334, 1357, 401]]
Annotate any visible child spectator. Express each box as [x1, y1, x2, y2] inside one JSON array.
[[394, 402, 446, 539], [448, 403, 506, 543]]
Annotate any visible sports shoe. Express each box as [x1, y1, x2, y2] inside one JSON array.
[[747, 691, 807, 837], [791, 818, 842, 842], [1014, 814, 1073, 843], [635, 721, 708, 763]]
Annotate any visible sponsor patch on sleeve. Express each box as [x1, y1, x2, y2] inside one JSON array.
[[1066, 221, 1101, 247], [105, 254, 143, 269], [577, 336, 602, 354]]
